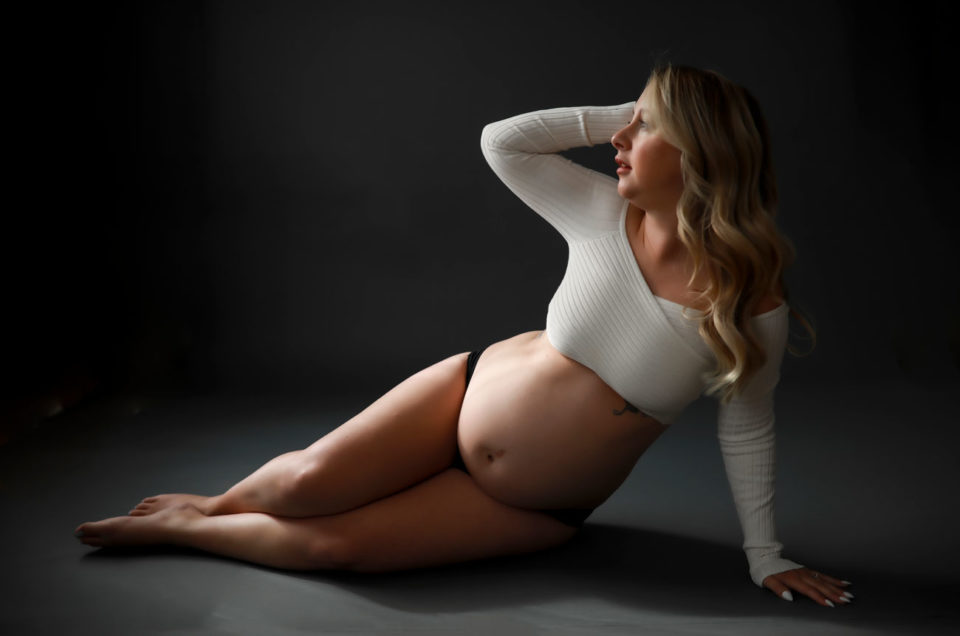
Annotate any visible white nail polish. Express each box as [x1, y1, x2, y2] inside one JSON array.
[[841, 580, 852, 585], [838, 597, 851, 603], [843, 591, 854, 599], [825, 600, 835, 607], [781, 590, 793, 602]]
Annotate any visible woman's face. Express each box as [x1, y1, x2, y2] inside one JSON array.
[[611, 83, 685, 214]]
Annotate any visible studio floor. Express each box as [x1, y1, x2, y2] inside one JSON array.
[[2, 377, 957, 635]]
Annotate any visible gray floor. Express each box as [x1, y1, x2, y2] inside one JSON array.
[[2, 377, 958, 635]]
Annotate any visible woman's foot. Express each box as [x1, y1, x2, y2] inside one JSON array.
[[75, 503, 203, 548], [129, 493, 214, 516]]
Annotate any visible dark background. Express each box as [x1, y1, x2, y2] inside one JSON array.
[[3, 3, 959, 634], [5, 0, 958, 434]]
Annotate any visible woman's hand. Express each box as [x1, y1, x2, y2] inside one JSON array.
[[763, 567, 854, 607]]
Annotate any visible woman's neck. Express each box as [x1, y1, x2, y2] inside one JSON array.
[[632, 204, 686, 265]]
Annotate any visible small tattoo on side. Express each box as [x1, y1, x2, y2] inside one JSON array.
[[612, 400, 642, 416]]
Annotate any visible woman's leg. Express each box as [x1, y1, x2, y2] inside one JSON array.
[[130, 351, 472, 519], [77, 469, 579, 572]]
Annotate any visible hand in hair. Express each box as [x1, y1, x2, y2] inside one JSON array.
[[762, 567, 854, 607]]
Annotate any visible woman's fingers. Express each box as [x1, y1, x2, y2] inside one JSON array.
[[812, 570, 851, 588], [776, 572, 835, 607], [805, 570, 855, 606], [764, 568, 855, 607], [763, 575, 795, 602], [798, 579, 836, 606], [803, 577, 844, 606], [806, 573, 855, 606]]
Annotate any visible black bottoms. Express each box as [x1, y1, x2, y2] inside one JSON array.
[[453, 345, 595, 529]]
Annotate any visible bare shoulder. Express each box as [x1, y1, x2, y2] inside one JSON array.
[[752, 283, 786, 316]]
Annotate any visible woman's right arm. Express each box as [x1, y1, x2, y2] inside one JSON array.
[[480, 102, 635, 242]]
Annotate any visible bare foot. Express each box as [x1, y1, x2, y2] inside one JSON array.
[[129, 493, 213, 516], [75, 503, 202, 548]]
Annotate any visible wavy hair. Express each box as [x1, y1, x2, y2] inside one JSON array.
[[644, 63, 816, 403]]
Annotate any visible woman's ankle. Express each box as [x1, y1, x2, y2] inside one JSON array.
[[203, 493, 235, 515]]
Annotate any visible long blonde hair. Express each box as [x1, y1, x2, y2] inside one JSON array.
[[646, 63, 816, 403]]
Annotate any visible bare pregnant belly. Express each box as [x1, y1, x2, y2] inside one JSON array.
[[457, 330, 668, 511]]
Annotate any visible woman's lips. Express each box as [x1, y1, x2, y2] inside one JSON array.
[[617, 166, 631, 174]]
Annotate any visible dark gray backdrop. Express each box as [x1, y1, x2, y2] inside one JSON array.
[[8, 0, 958, 408]]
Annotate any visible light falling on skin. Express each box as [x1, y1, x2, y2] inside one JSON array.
[[609, 86, 686, 259]]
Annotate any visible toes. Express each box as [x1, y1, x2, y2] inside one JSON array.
[[74, 518, 126, 546], [130, 501, 159, 516], [74, 523, 97, 540]]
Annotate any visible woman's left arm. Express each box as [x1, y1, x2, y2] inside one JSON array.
[[716, 308, 853, 606]]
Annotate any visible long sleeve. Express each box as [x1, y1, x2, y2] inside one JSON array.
[[716, 308, 804, 587], [480, 102, 635, 242]]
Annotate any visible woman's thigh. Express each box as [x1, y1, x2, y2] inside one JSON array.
[[317, 468, 580, 572], [296, 351, 472, 514]]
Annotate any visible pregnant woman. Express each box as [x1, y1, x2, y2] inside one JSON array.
[[75, 63, 853, 608]]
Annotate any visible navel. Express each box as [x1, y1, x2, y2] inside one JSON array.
[[485, 448, 506, 463]]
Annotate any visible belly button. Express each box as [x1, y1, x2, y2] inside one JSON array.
[[485, 448, 505, 462]]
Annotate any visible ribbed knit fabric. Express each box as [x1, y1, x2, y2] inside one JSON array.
[[480, 102, 803, 587]]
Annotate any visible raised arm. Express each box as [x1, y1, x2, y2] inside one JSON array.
[[716, 307, 804, 588], [480, 102, 635, 242]]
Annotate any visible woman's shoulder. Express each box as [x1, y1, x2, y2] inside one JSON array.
[[753, 294, 783, 316], [751, 283, 787, 318]]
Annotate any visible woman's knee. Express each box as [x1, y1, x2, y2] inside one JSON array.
[[275, 451, 325, 507]]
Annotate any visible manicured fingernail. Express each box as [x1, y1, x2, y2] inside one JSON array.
[[825, 599, 835, 608], [838, 596, 851, 603], [841, 580, 852, 585], [843, 591, 854, 599], [781, 590, 793, 602]]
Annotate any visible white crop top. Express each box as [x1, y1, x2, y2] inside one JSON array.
[[480, 102, 803, 588]]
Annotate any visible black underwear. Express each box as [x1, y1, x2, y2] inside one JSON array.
[[453, 345, 595, 529]]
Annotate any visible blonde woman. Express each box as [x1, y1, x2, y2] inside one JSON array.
[[75, 63, 853, 608]]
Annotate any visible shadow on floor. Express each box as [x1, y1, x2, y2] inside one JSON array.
[[77, 521, 958, 635]]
